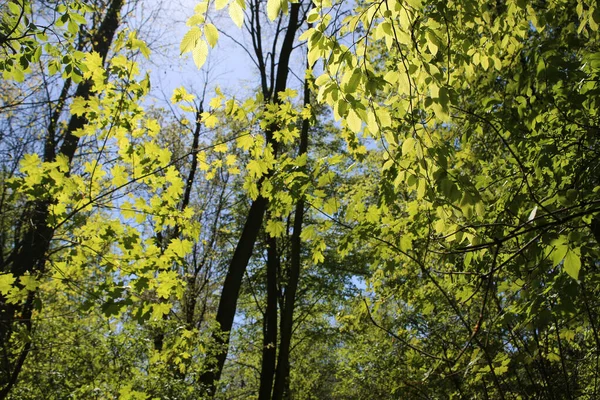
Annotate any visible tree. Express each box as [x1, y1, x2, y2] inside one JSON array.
[[1, 0, 600, 398], [1, 1, 126, 395], [185, 1, 313, 396], [295, 0, 600, 397]]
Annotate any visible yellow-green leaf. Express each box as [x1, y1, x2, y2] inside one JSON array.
[[192, 39, 209, 69], [0, 273, 15, 295], [267, 0, 281, 21], [563, 248, 581, 280], [266, 220, 285, 237], [229, 2, 244, 28], [347, 109, 362, 133], [204, 23, 219, 48], [215, 0, 228, 10], [180, 26, 202, 54]]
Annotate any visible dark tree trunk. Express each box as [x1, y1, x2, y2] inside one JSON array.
[[198, 195, 268, 395], [258, 234, 279, 400], [272, 62, 310, 400]]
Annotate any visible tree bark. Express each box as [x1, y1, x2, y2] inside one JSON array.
[[198, 195, 268, 395], [258, 235, 279, 400]]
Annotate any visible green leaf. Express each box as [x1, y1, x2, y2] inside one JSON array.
[[8, 1, 21, 15], [169, 239, 192, 259], [70, 97, 87, 116], [266, 220, 285, 237], [237, 134, 254, 150], [70, 12, 87, 25], [405, 0, 422, 8], [402, 137, 416, 155], [20, 274, 40, 291], [247, 159, 267, 178], [551, 236, 568, 267], [0, 273, 15, 296], [324, 198, 338, 214], [563, 248, 581, 280], [307, 9, 319, 23], [215, 0, 228, 10], [426, 30, 439, 56], [347, 109, 362, 133], [267, 0, 281, 21], [204, 23, 219, 48], [180, 26, 202, 54], [152, 302, 172, 319], [192, 39, 208, 69], [229, 2, 244, 28]]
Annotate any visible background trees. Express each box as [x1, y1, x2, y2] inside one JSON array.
[[1, 0, 600, 398]]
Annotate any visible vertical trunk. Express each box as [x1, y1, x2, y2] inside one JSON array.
[[272, 65, 310, 400], [198, 195, 268, 395], [0, 1, 124, 396], [258, 235, 279, 400], [198, 2, 303, 396]]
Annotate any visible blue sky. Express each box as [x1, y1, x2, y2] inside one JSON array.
[[133, 0, 269, 108]]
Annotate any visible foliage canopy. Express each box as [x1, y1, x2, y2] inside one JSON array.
[[1, 0, 600, 398]]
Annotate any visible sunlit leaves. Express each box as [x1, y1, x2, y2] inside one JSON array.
[[181, 1, 217, 68], [171, 86, 195, 103], [4, 0, 600, 397], [346, 109, 362, 133], [180, 26, 202, 55], [266, 219, 285, 237], [192, 39, 209, 69], [237, 134, 254, 151], [152, 302, 172, 319], [215, 0, 229, 10], [229, 1, 244, 28], [551, 236, 569, 267], [267, 0, 281, 21], [0, 273, 16, 296], [563, 248, 582, 280], [204, 23, 219, 48]]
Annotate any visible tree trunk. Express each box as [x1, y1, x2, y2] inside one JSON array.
[[198, 195, 268, 395], [272, 61, 310, 400], [258, 235, 279, 400]]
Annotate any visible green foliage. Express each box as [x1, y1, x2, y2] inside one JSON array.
[[2, 0, 600, 398]]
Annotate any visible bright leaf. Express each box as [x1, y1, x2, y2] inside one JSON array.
[[563, 248, 581, 280], [204, 23, 219, 48], [229, 2, 244, 28]]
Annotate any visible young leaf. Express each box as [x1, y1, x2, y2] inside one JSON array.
[[192, 39, 209, 69], [267, 0, 281, 21], [347, 109, 362, 133], [266, 220, 285, 237], [551, 236, 569, 267], [563, 248, 581, 280], [0, 273, 15, 295], [215, 0, 228, 10], [204, 23, 219, 48], [229, 2, 244, 28], [180, 26, 202, 54]]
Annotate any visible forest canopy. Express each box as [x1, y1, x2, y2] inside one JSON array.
[[1, 0, 599, 398]]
